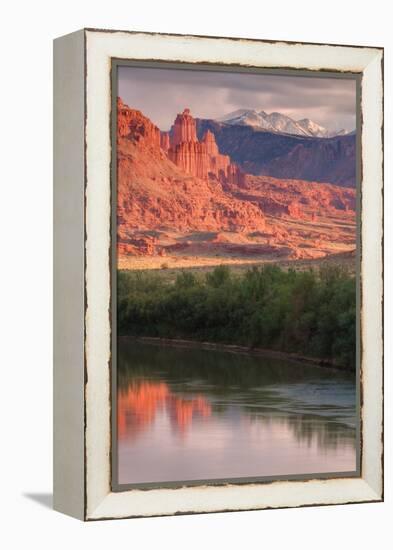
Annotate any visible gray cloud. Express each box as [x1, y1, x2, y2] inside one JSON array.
[[118, 66, 356, 133]]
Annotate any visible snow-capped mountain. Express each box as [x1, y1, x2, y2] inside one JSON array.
[[217, 109, 350, 138]]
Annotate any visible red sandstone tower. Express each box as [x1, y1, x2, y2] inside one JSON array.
[[172, 108, 198, 145], [166, 108, 244, 186]]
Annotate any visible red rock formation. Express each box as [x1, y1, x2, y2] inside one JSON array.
[[172, 108, 198, 145], [118, 236, 157, 256], [116, 99, 356, 261], [227, 163, 245, 187], [117, 97, 160, 147], [167, 109, 245, 187], [116, 100, 267, 256], [160, 131, 170, 152], [202, 129, 219, 156], [168, 140, 210, 179], [287, 201, 302, 218], [233, 175, 355, 223]]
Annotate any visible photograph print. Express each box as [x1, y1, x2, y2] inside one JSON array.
[[113, 63, 359, 488]]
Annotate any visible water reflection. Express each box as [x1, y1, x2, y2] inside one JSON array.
[[117, 340, 357, 485], [118, 381, 211, 439]]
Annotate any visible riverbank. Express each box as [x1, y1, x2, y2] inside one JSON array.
[[120, 335, 355, 372], [118, 264, 356, 370]]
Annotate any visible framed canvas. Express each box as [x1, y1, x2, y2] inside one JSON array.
[[53, 28, 384, 521]]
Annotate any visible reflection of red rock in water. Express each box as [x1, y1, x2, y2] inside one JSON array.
[[117, 381, 211, 441], [117, 381, 169, 440], [167, 395, 211, 434]]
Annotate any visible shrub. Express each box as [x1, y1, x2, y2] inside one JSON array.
[[117, 264, 356, 369]]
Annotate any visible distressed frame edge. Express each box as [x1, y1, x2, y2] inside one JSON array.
[[359, 48, 384, 499], [83, 29, 383, 521], [88, 479, 381, 521], [53, 29, 86, 521], [83, 26, 384, 52]]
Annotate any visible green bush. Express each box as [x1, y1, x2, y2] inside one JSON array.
[[117, 265, 356, 369]]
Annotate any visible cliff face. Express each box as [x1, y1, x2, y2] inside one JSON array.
[[117, 100, 267, 256], [160, 131, 170, 152], [168, 109, 245, 187], [118, 98, 161, 146]]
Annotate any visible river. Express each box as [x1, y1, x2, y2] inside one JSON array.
[[116, 340, 357, 486]]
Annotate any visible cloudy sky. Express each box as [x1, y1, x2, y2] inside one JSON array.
[[118, 66, 357, 133]]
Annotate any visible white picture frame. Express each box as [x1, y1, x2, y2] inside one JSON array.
[[53, 28, 383, 521]]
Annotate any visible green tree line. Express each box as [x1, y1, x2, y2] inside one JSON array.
[[118, 264, 356, 369]]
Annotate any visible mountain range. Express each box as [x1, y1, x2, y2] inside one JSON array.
[[217, 109, 352, 138], [196, 118, 356, 187]]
